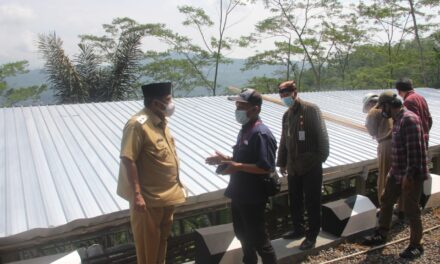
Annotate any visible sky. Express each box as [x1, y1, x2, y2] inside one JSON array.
[[0, 0, 273, 69], [2, 0, 434, 70]]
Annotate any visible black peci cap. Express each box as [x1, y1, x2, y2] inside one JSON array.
[[141, 82, 172, 98]]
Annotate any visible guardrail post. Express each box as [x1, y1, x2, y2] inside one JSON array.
[[430, 152, 440, 174]]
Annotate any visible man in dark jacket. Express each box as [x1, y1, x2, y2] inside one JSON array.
[[205, 88, 277, 264], [277, 80, 329, 250]]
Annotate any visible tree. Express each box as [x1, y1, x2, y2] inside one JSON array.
[[38, 34, 89, 103], [358, 0, 411, 87], [239, 15, 304, 85], [245, 75, 282, 93], [38, 18, 157, 103], [324, 10, 366, 89], [428, 31, 440, 86], [0, 61, 47, 107], [152, 1, 248, 95], [142, 51, 206, 97], [261, 0, 343, 90], [404, 0, 440, 85], [0, 61, 28, 95]]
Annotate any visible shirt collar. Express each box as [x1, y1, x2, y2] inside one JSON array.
[[404, 90, 415, 100], [144, 107, 167, 128], [242, 116, 261, 130], [290, 97, 302, 113], [394, 108, 405, 121]]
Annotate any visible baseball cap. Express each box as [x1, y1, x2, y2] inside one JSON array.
[[227, 88, 262, 106], [376, 90, 400, 107]]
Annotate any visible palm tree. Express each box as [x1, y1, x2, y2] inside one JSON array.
[[38, 18, 148, 103]]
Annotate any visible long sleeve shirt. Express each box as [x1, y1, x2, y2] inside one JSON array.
[[389, 108, 428, 184], [276, 98, 329, 176], [403, 90, 432, 144]]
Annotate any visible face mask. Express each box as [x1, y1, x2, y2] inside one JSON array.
[[157, 100, 175, 117], [381, 107, 391, 119], [282, 96, 295, 107], [235, 110, 250, 124]]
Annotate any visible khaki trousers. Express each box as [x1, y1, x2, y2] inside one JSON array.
[[130, 205, 175, 264], [377, 139, 391, 201], [378, 176, 423, 247]]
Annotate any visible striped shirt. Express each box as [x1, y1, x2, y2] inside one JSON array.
[[390, 108, 428, 184]]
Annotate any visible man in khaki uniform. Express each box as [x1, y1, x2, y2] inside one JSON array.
[[117, 82, 186, 264], [363, 93, 393, 203]]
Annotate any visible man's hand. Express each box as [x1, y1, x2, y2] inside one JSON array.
[[205, 151, 230, 165], [279, 167, 287, 177], [219, 160, 242, 174], [133, 192, 147, 212], [402, 176, 413, 191]]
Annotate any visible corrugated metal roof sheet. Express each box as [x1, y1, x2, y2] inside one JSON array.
[[1, 88, 439, 239]]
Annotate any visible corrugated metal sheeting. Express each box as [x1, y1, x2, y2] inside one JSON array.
[[0, 88, 439, 239]]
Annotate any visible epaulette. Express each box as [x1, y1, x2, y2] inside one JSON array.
[[136, 115, 148, 124]]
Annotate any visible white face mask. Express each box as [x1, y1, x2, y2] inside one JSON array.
[[158, 100, 175, 117], [235, 109, 250, 124]]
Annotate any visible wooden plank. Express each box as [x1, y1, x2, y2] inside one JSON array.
[[228, 86, 367, 133]]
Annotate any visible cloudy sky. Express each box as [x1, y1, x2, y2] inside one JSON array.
[[0, 0, 274, 69]]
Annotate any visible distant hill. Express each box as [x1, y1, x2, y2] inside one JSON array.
[[181, 58, 283, 96], [3, 58, 283, 105]]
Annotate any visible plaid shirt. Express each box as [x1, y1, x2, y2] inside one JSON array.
[[403, 90, 432, 144], [390, 108, 428, 184]]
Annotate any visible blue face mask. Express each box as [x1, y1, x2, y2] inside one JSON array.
[[235, 110, 250, 124], [282, 96, 295, 107], [381, 109, 391, 119]]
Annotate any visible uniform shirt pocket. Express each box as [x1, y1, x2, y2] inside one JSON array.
[[147, 139, 170, 161]]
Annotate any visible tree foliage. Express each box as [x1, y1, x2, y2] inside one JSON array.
[[142, 51, 207, 97], [9, 1, 440, 105], [242, 0, 440, 90], [0, 61, 46, 107], [38, 18, 158, 103], [150, 0, 248, 95], [247, 0, 345, 90]]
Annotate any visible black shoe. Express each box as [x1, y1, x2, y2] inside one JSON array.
[[362, 232, 386, 246], [399, 245, 424, 259], [397, 211, 405, 220], [282, 230, 305, 240], [299, 238, 316, 250], [393, 209, 405, 221]]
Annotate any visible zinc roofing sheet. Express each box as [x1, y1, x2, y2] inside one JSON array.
[[0, 88, 439, 239]]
